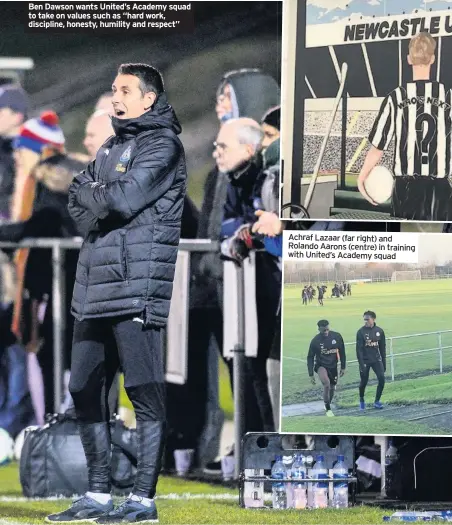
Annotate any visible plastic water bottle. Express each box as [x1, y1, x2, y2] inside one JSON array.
[[332, 455, 349, 508], [292, 454, 307, 509], [385, 440, 398, 497], [311, 455, 328, 508], [305, 455, 314, 508], [271, 455, 287, 509], [283, 455, 294, 508]]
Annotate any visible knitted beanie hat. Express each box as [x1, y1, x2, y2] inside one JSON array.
[[261, 105, 281, 131], [13, 111, 65, 154]]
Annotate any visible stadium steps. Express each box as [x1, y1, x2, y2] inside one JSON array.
[[330, 208, 392, 220], [330, 188, 392, 219], [333, 189, 392, 213]]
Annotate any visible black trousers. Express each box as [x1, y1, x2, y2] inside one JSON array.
[[359, 361, 385, 402], [69, 316, 165, 498], [392, 177, 452, 221]]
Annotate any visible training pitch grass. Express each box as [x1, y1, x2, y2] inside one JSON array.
[[0, 462, 401, 524], [282, 279, 452, 434]]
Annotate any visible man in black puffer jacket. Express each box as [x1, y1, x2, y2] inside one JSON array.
[[47, 64, 186, 525]]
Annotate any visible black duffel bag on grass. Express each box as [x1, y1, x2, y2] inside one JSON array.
[[19, 412, 137, 497]]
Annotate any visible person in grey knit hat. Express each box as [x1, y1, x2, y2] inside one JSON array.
[[0, 84, 30, 219]]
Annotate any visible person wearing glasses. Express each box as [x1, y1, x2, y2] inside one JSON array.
[[356, 311, 387, 410]]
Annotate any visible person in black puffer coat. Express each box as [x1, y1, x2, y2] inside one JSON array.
[[48, 64, 187, 525]]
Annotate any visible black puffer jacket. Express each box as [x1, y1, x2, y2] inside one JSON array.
[[0, 137, 15, 219], [68, 94, 187, 327]]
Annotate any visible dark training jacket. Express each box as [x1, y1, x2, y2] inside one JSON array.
[[68, 93, 187, 327], [0, 137, 15, 219], [307, 330, 346, 376], [356, 325, 386, 368]]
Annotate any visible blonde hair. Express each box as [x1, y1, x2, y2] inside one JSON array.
[[409, 32, 436, 66]]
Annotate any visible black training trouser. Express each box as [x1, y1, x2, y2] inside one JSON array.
[[359, 361, 385, 402], [69, 316, 165, 498]]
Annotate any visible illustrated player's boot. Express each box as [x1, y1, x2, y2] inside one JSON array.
[[359, 399, 366, 410], [326, 409, 335, 417], [46, 495, 113, 523], [374, 401, 384, 409], [95, 497, 158, 524]]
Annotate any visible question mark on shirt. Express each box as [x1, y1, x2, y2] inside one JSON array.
[[415, 113, 436, 165]]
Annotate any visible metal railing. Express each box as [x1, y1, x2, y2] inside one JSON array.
[[0, 237, 218, 404], [284, 271, 452, 284], [342, 330, 452, 381], [0, 237, 256, 480]]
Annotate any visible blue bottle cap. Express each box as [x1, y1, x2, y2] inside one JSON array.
[[337, 455, 345, 461]]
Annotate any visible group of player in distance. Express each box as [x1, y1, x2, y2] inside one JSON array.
[[307, 311, 386, 417], [302, 282, 352, 306]]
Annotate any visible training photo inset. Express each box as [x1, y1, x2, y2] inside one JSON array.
[[281, 0, 452, 222], [281, 234, 452, 437]]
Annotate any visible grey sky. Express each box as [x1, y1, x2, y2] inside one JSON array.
[[419, 234, 452, 265]]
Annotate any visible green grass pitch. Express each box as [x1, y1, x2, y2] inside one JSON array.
[[0, 461, 427, 524], [282, 279, 452, 434]]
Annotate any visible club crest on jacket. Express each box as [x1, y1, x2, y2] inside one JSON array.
[[120, 146, 132, 162]]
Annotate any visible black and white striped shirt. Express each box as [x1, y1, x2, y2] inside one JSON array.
[[368, 80, 452, 178]]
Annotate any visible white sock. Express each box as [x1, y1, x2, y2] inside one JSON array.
[[86, 491, 112, 505], [129, 493, 154, 507]]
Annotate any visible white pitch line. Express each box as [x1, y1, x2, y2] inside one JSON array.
[[0, 493, 239, 503]]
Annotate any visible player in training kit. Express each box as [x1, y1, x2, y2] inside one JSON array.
[[302, 286, 308, 306], [317, 285, 324, 306], [358, 32, 452, 221], [307, 320, 346, 416], [356, 310, 386, 410]]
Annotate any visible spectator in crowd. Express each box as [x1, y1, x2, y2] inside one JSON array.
[[95, 92, 114, 113], [219, 118, 281, 436], [0, 84, 29, 220], [0, 111, 83, 423], [194, 70, 280, 478], [260, 105, 280, 150], [83, 110, 114, 159], [250, 136, 282, 429], [215, 69, 280, 124]]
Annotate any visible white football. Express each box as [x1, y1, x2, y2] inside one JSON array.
[[0, 428, 14, 465], [364, 165, 394, 204]]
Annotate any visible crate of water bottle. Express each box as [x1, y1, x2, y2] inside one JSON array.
[[239, 433, 357, 510]]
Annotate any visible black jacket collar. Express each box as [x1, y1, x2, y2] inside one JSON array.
[[111, 93, 182, 139]]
